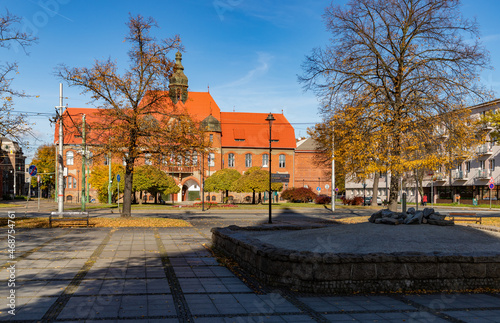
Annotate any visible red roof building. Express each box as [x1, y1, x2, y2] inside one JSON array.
[[53, 53, 327, 204]]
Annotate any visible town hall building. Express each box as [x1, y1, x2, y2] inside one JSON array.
[[55, 53, 327, 203]]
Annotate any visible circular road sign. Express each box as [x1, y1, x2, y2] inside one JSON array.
[[325, 184, 330, 189], [29, 165, 37, 176], [335, 187, 339, 192], [316, 187, 321, 192], [489, 183, 495, 190], [117, 174, 121, 182]]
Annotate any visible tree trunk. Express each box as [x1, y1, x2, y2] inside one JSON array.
[[372, 171, 380, 206], [252, 190, 256, 204], [122, 160, 134, 217], [388, 171, 400, 211], [139, 191, 143, 205]]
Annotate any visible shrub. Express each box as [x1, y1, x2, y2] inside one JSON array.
[[341, 196, 363, 205], [315, 195, 332, 204], [281, 187, 317, 203]]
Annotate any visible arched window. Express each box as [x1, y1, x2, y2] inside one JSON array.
[[245, 154, 252, 167], [262, 154, 269, 167], [66, 151, 74, 165], [279, 154, 286, 168], [228, 153, 235, 167], [145, 153, 152, 165], [67, 176, 77, 189], [192, 151, 198, 166]]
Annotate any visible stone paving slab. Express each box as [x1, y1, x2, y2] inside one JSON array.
[[1, 226, 500, 322]]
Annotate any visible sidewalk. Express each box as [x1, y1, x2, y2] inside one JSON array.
[[2, 226, 500, 322]]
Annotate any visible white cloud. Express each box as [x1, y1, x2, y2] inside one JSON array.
[[216, 52, 273, 89]]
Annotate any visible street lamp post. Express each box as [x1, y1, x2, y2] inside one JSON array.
[[266, 113, 275, 224], [363, 182, 367, 206]]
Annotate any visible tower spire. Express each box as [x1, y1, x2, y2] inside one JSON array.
[[169, 51, 189, 104]]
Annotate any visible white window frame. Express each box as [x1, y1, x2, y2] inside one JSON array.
[[245, 153, 252, 167], [262, 154, 269, 167], [228, 153, 235, 167], [66, 151, 74, 166], [279, 154, 286, 168]]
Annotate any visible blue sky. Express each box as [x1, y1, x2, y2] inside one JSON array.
[[3, 0, 500, 162]]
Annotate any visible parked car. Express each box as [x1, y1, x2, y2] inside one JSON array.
[[365, 196, 382, 206]]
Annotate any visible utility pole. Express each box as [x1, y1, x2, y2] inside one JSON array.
[[81, 114, 86, 212], [201, 151, 205, 211], [108, 153, 112, 204], [57, 83, 64, 215], [13, 156, 16, 197], [331, 136, 335, 211]]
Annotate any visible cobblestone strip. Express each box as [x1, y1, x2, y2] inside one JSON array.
[[154, 228, 194, 323], [1, 230, 72, 269], [278, 292, 330, 323], [390, 295, 466, 323], [41, 229, 115, 322]]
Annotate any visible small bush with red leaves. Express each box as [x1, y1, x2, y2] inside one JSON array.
[[315, 195, 332, 204], [281, 187, 318, 203], [341, 196, 364, 205]]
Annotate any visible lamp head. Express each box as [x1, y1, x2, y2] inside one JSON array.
[[266, 113, 275, 124]]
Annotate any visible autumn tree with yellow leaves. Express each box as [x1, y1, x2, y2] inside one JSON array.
[[301, 0, 491, 211], [57, 15, 208, 217]]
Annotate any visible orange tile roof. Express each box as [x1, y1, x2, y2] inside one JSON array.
[[220, 112, 296, 149], [54, 108, 102, 145], [183, 92, 221, 122], [55, 92, 221, 145], [55, 96, 296, 150]]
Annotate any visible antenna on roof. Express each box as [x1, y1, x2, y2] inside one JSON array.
[[233, 106, 235, 112], [281, 109, 283, 114], [207, 84, 210, 93]]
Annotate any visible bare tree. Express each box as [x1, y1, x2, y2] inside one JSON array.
[[301, 0, 491, 211], [58, 15, 208, 217], [0, 10, 37, 141]]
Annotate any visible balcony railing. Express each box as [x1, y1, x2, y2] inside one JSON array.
[[452, 170, 468, 180], [476, 169, 492, 179], [165, 166, 195, 173], [433, 173, 447, 181], [477, 144, 493, 155]]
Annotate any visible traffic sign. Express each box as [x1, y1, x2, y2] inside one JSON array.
[[489, 177, 494, 184], [28, 165, 37, 176], [325, 184, 330, 189], [335, 187, 339, 192], [117, 174, 121, 182], [489, 183, 495, 190], [316, 187, 321, 192]]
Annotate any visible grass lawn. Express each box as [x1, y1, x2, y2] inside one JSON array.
[[0, 203, 23, 208], [0, 217, 191, 228]]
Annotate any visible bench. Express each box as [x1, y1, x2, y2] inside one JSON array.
[[49, 212, 89, 228], [448, 212, 482, 224]]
